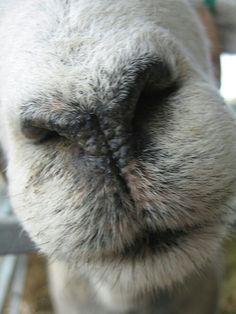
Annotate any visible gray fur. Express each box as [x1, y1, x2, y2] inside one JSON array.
[[0, 0, 236, 313]]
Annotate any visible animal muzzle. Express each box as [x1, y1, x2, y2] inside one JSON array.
[[74, 110, 133, 174]]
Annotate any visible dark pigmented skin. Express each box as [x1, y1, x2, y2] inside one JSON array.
[[21, 110, 133, 178], [20, 58, 174, 181], [1, 1, 236, 313]]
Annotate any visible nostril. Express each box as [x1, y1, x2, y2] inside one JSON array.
[[20, 111, 97, 143], [20, 110, 82, 143], [21, 124, 61, 143]]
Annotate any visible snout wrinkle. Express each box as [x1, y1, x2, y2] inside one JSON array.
[[74, 112, 133, 174]]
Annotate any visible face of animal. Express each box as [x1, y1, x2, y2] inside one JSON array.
[[0, 0, 236, 298]]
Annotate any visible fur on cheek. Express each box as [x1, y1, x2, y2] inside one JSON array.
[[1, 3, 236, 311]]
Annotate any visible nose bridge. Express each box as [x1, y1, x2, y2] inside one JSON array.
[[99, 107, 133, 170], [75, 59, 144, 169], [22, 56, 165, 172], [71, 56, 158, 170], [77, 105, 133, 172]]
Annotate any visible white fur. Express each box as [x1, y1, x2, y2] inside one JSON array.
[[1, 1, 236, 313]]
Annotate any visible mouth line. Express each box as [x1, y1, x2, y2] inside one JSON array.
[[117, 225, 201, 260]]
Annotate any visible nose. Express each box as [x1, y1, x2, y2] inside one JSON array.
[[21, 58, 174, 173], [21, 100, 135, 174], [72, 111, 133, 172]]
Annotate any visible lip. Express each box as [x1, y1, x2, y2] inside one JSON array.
[[117, 225, 201, 260]]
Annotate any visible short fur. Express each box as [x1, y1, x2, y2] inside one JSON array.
[[1, 0, 236, 313]]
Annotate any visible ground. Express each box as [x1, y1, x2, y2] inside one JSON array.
[[221, 231, 236, 314]]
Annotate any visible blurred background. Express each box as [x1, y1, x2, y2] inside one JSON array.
[[0, 54, 236, 314], [219, 54, 236, 314]]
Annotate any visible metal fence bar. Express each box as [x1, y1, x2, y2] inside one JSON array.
[[9, 255, 28, 314], [0, 256, 17, 313], [0, 217, 37, 255]]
